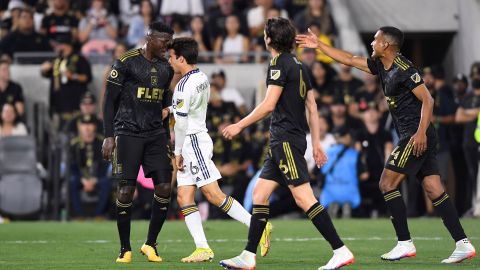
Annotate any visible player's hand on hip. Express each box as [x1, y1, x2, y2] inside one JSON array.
[[295, 28, 319, 48], [313, 143, 328, 168], [101, 137, 116, 161], [222, 123, 242, 140], [176, 155, 184, 171], [409, 131, 427, 157]]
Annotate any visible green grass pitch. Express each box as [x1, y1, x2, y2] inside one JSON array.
[[0, 219, 478, 269]]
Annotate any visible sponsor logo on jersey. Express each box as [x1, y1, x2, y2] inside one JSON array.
[[410, 72, 421, 83], [137, 87, 164, 102], [270, 69, 281, 80], [177, 99, 184, 109], [110, 69, 118, 79]]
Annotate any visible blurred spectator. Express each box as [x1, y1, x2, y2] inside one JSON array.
[[64, 91, 103, 137], [41, 36, 92, 129], [327, 96, 363, 138], [306, 115, 335, 172], [298, 47, 317, 70], [126, 0, 157, 48], [0, 8, 52, 62], [431, 66, 456, 183], [206, 83, 240, 135], [305, 22, 334, 64], [213, 14, 249, 64], [100, 43, 127, 116], [40, 0, 78, 47], [293, 0, 336, 36], [311, 61, 336, 111], [78, 0, 118, 56], [453, 73, 469, 104], [0, 60, 25, 117], [284, 0, 309, 18], [350, 73, 385, 119], [333, 64, 364, 106], [247, 0, 288, 38], [160, 0, 204, 17], [470, 62, 480, 80], [0, 103, 27, 137], [170, 13, 190, 38], [0, 0, 25, 38], [321, 125, 363, 218], [355, 106, 393, 217], [69, 114, 110, 218], [421, 66, 434, 90], [211, 70, 246, 115], [189, 15, 211, 62], [207, 0, 248, 41], [455, 79, 480, 213]]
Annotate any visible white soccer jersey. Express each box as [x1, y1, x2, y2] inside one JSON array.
[[172, 68, 221, 187]]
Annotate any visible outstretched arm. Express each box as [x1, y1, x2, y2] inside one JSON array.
[[222, 85, 283, 140], [296, 28, 371, 73]]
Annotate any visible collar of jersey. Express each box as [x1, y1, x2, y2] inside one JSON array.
[[182, 68, 200, 78]]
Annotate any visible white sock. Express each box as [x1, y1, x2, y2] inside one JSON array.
[[182, 205, 209, 249], [220, 196, 251, 227]]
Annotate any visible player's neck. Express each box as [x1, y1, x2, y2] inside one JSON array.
[[270, 48, 281, 58], [380, 51, 398, 70], [180, 65, 197, 77]]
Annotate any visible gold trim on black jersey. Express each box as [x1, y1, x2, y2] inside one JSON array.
[[120, 49, 140, 62], [394, 56, 410, 71], [270, 54, 280, 66]]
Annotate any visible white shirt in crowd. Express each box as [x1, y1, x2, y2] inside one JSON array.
[[305, 133, 336, 172], [221, 87, 245, 108]]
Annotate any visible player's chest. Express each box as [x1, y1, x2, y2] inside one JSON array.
[[129, 63, 170, 88]]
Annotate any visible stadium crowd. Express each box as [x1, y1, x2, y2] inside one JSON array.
[[0, 0, 479, 221]]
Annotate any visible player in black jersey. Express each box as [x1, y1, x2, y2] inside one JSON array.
[[102, 21, 178, 263], [297, 26, 476, 263], [220, 18, 354, 270]]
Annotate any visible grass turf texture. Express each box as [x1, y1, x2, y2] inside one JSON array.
[[0, 219, 478, 270]]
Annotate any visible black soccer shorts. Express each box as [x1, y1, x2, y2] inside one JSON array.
[[384, 134, 440, 180], [112, 133, 172, 185], [259, 141, 310, 187]]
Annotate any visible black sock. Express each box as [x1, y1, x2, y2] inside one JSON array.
[[245, 204, 269, 253], [384, 189, 410, 241], [116, 199, 132, 250], [433, 192, 467, 242], [306, 202, 344, 250], [146, 194, 170, 246]]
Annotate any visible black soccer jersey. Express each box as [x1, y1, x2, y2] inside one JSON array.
[[105, 49, 174, 137], [266, 53, 312, 148], [367, 54, 431, 139]]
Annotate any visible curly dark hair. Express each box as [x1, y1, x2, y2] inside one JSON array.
[[149, 21, 173, 35], [265, 17, 296, 53], [167, 37, 199, 64]]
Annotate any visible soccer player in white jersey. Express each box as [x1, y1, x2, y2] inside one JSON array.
[[166, 37, 272, 263]]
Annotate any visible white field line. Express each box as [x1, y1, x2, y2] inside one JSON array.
[[1, 236, 479, 244]]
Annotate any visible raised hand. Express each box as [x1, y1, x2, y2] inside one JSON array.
[[295, 28, 319, 49]]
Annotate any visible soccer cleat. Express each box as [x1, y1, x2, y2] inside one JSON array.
[[260, 222, 273, 257], [381, 240, 416, 261], [115, 248, 132, 263], [219, 250, 256, 270], [140, 243, 163, 262], [318, 246, 355, 270], [441, 238, 476, 263], [181, 247, 214, 263]]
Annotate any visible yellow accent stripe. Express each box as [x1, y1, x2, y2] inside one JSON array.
[[221, 197, 234, 212], [154, 194, 170, 204], [383, 191, 401, 200], [433, 194, 449, 207], [283, 143, 294, 179], [307, 205, 324, 219], [394, 58, 409, 70], [253, 207, 270, 215], [106, 79, 122, 86], [270, 55, 279, 66], [284, 142, 299, 179], [120, 50, 140, 62], [384, 194, 401, 201], [181, 206, 199, 216], [397, 143, 411, 168], [396, 57, 410, 68], [116, 200, 132, 208], [399, 143, 414, 168]]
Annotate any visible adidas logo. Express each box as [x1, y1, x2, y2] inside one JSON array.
[[195, 177, 202, 182], [119, 211, 127, 215], [160, 207, 167, 210], [389, 160, 395, 166]]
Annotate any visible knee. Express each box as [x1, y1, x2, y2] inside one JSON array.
[[292, 192, 314, 211], [177, 190, 193, 207], [379, 179, 397, 193], [117, 185, 134, 203], [252, 188, 269, 205], [423, 178, 444, 199], [154, 183, 172, 198]]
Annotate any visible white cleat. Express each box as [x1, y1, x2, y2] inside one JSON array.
[[219, 250, 256, 270], [318, 246, 355, 270], [441, 238, 476, 263], [381, 240, 416, 261]]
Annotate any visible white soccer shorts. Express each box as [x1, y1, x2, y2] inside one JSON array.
[[177, 132, 222, 188]]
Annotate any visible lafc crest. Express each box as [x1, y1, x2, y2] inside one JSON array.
[[410, 73, 421, 83], [270, 69, 281, 80], [151, 76, 158, 86]]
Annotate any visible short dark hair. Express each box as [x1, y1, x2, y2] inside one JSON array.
[[149, 21, 173, 35], [167, 37, 198, 64], [379, 26, 404, 49], [265, 17, 296, 53]]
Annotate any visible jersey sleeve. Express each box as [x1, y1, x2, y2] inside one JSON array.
[[402, 67, 424, 91], [267, 58, 287, 88], [301, 64, 313, 91], [367, 58, 379, 75], [103, 60, 126, 137], [106, 59, 127, 87]]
